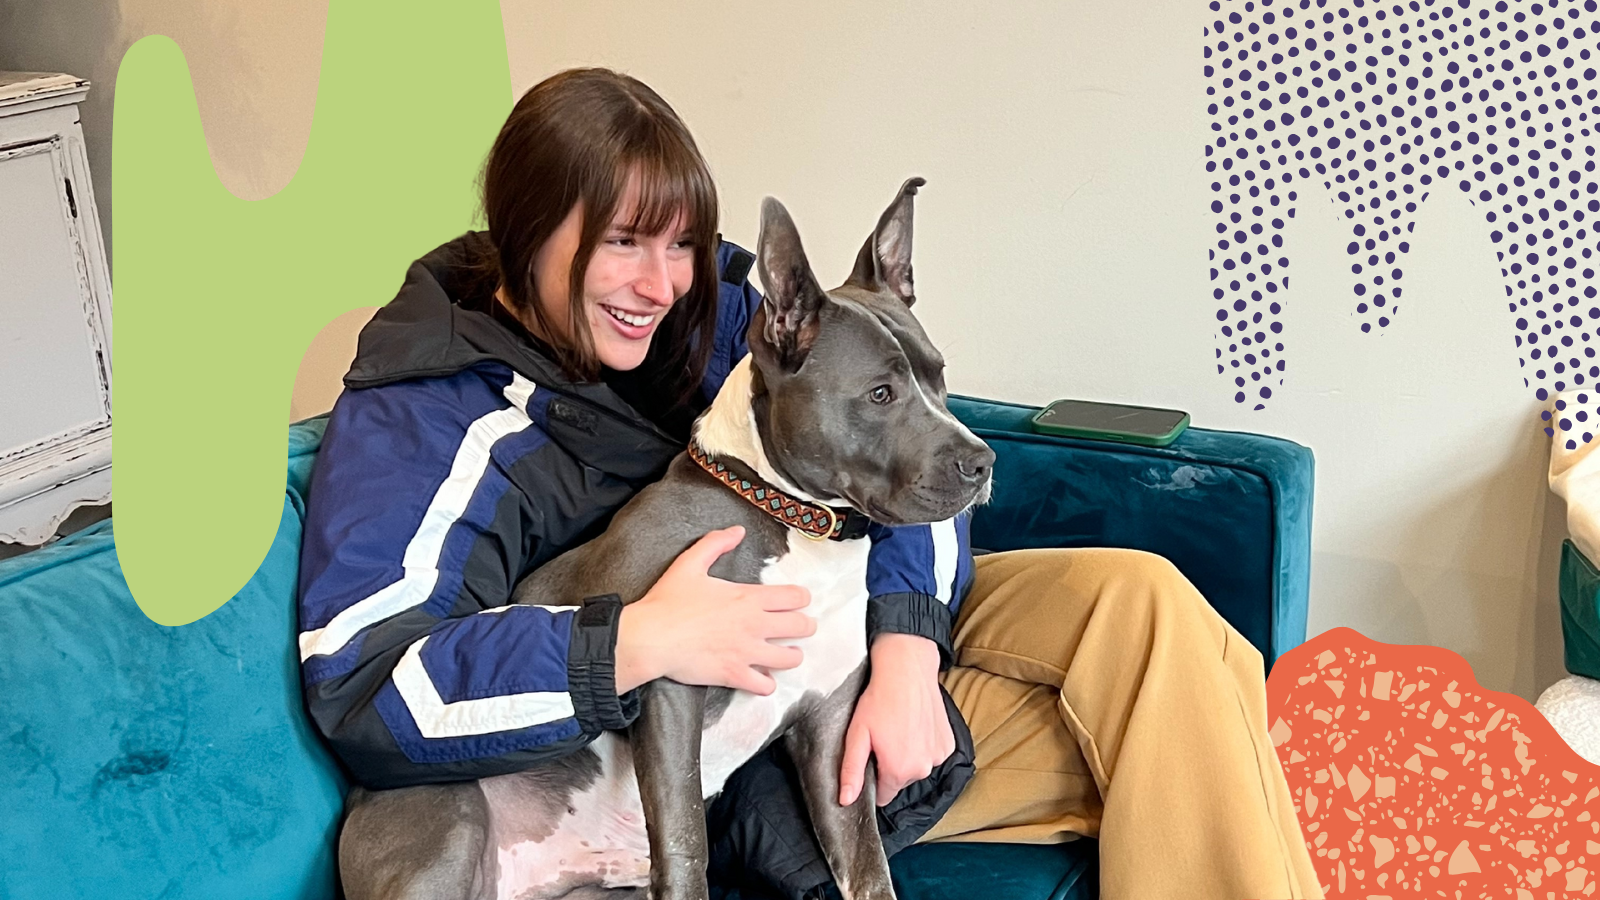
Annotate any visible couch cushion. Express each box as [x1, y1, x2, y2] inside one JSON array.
[[1562, 538, 1600, 682], [717, 841, 1097, 900], [949, 396, 1313, 668], [0, 419, 345, 900], [886, 842, 1098, 900]]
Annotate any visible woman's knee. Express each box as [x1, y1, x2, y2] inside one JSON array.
[[967, 546, 1222, 640], [959, 547, 1236, 675], [976, 547, 1194, 606], [1094, 548, 1185, 585], [1074, 548, 1223, 634]]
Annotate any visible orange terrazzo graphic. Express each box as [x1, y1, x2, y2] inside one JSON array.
[[1266, 627, 1594, 900]]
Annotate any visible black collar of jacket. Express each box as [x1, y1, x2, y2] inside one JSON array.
[[343, 233, 685, 483]]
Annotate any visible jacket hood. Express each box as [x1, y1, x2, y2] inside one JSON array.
[[345, 232, 567, 392]]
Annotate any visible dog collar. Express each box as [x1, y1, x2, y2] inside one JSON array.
[[687, 443, 873, 542]]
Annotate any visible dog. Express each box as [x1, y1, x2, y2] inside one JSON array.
[[338, 178, 995, 900]]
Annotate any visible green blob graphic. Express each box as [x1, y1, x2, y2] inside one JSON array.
[[113, 2, 511, 624]]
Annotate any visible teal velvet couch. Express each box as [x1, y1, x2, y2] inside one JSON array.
[[0, 395, 1314, 900], [1561, 538, 1600, 682]]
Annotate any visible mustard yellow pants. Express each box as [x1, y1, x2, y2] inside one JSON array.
[[917, 548, 1324, 900]]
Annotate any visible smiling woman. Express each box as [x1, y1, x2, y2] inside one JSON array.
[[473, 67, 722, 401], [296, 64, 827, 815]]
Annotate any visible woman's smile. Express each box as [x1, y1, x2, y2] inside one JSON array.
[[598, 303, 660, 340]]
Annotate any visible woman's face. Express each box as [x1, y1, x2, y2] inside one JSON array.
[[530, 179, 696, 372]]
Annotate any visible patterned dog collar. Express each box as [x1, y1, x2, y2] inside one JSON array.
[[687, 443, 872, 542]]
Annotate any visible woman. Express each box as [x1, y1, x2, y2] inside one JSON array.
[[297, 68, 1323, 900]]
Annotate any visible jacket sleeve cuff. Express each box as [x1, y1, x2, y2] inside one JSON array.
[[566, 595, 641, 732], [867, 591, 955, 671]]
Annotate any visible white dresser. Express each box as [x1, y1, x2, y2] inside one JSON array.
[[0, 72, 113, 545]]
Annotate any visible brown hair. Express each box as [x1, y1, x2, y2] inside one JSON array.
[[478, 68, 720, 402]]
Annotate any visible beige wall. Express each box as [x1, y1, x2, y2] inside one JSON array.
[[115, 0, 325, 203], [1, 0, 1569, 702], [291, 305, 375, 422]]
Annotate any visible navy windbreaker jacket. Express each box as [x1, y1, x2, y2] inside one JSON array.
[[297, 233, 975, 791]]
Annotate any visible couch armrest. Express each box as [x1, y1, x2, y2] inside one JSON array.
[[949, 395, 1313, 670]]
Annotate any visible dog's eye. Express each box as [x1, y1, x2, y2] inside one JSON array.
[[869, 385, 894, 404]]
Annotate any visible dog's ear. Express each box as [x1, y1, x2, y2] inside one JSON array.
[[756, 197, 826, 372], [847, 176, 924, 307]]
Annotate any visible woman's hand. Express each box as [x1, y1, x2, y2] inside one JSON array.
[[615, 525, 815, 695], [839, 633, 954, 807]]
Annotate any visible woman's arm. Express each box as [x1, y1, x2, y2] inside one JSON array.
[[837, 515, 975, 806], [838, 631, 952, 807], [299, 370, 817, 789], [298, 372, 635, 789]]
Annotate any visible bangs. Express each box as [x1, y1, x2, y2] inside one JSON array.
[[613, 126, 718, 241]]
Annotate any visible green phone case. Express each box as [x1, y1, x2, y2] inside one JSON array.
[[1028, 403, 1191, 447]]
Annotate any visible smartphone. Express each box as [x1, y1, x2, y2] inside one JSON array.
[[1029, 398, 1191, 447]]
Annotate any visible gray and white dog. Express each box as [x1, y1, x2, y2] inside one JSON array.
[[338, 179, 995, 900]]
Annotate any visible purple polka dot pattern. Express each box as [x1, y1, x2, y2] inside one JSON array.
[[1543, 389, 1598, 445], [1206, 0, 1600, 435]]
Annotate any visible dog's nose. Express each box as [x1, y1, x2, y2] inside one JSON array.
[[955, 446, 995, 484]]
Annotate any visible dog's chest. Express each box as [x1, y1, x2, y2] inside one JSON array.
[[480, 533, 871, 898], [697, 532, 872, 792]]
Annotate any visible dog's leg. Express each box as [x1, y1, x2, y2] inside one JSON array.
[[630, 678, 712, 900], [339, 783, 491, 900], [786, 664, 896, 900]]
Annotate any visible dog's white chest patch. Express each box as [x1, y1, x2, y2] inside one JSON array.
[[697, 531, 872, 793], [481, 532, 871, 898]]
